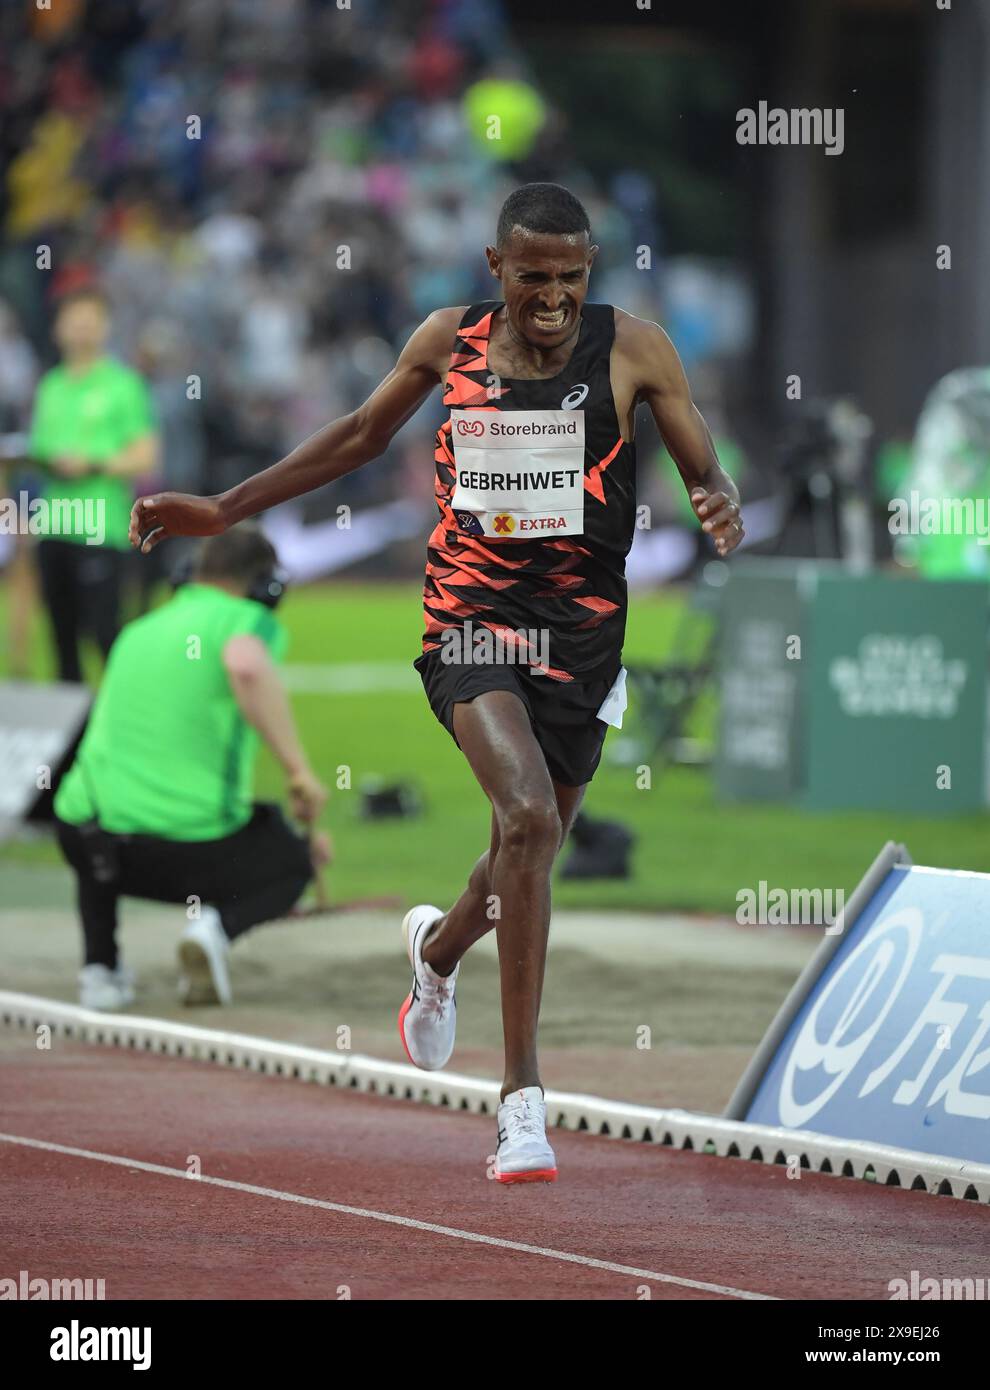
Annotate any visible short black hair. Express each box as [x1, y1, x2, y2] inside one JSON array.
[[195, 523, 278, 586], [496, 183, 591, 249]]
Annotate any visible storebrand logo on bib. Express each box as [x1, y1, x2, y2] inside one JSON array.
[[450, 407, 586, 538]]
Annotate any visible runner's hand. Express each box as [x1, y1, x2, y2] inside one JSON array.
[[287, 767, 328, 825], [691, 487, 745, 557], [129, 493, 226, 553]]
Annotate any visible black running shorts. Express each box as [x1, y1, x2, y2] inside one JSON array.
[[414, 649, 621, 787]]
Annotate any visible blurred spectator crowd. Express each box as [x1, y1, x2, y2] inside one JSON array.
[[0, 0, 666, 530], [6, 0, 976, 594]]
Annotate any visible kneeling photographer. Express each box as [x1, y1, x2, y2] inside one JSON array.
[[54, 524, 329, 1010]]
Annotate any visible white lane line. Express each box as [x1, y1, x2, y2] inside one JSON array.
[[0, 1132, 776, 1301]]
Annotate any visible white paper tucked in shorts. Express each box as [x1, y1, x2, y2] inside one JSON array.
[[596, 665, 627, 729]]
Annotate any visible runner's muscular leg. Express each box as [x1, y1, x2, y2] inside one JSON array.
[[424, 779, 585, 977], [420, 809, 501, 977], [420, 690, 586, 1096]]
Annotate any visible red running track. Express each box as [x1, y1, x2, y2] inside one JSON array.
[[1, 1034, 988, 1301]]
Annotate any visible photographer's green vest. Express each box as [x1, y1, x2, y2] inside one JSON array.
[[55, 585, 287, 841]]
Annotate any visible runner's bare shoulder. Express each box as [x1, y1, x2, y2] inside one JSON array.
[[612, 306, 676, 358], [404, 306, 469, 377], [612, 307, 681, 394]]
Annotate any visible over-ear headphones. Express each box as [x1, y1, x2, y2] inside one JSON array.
[[247, 565, 289, 610], [170, 556, 289, 610]]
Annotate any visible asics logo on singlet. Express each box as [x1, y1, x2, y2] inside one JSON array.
[[561, 384, 589, 409], [456, 419, 485, 436]]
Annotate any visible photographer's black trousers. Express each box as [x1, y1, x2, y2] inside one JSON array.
[[56, 803, 313, 969]]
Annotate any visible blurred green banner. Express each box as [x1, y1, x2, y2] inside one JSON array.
[[717, 561, 988, 815]]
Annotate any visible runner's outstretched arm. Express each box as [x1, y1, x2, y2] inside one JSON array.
[[619, 313, 745, 557], [128, 308, 463, 553]]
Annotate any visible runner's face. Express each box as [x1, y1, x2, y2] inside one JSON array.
[[487, 229, 597, 349]]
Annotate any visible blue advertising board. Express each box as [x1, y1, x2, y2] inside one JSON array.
[[744, 864, 990, 1162]]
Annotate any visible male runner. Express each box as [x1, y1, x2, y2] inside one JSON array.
[[130, 183, 744, 1183]]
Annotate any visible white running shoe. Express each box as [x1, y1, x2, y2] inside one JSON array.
[[178, 907, 232, 1006], [398, 904, 458, 1070], [494, 1086, 558, 1184], [78, 963, 135, 1012]]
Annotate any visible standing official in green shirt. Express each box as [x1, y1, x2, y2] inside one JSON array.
[[54, 525, 329, 1011], [29, 288, 158, 681]]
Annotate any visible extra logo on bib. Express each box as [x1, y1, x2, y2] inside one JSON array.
[[450, 409, 585, 537]]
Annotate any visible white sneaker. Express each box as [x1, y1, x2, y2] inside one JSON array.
[[79, 963, 135, 1012], [494, 1086, 558, 1184], [178, 907, 232, 1006], [398, 904, 457, 1070]]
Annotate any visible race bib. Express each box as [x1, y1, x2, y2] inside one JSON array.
[[450, 408, 586, 537]]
